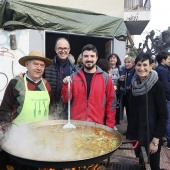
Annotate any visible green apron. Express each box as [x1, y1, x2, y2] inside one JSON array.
[[13, 76, 50, 125]]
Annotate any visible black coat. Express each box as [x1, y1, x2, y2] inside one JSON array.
[[44, 56, 77, 103], [155, 64, 170, 100], [126, 81, 167, 146]]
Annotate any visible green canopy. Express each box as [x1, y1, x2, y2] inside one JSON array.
[[0, 0, 127, 40]]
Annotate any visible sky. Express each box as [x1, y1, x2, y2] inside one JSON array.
[[134, 0, 170, 47]]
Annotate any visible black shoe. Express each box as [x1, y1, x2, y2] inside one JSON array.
[[166, 143, 170, 149]]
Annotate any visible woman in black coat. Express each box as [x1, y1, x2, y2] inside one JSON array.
[[126, 53, 167, 170]]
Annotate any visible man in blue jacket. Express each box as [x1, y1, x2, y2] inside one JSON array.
[[155, 51, 170, 149]]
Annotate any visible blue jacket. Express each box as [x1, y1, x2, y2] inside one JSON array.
[[44, 55, 77, 103], [155, 64, 170, 100]]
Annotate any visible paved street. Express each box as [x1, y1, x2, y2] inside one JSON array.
[[116, 118, 170, 170], [160, 142, 170, 170]]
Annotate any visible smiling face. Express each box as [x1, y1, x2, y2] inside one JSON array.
[[135, 59, 152, 81], [26, 59, 45, 82], [124, 58, 134, 69], [82, 50, 98, 73], [109, 55, 117, 67], [54, 39, 70, 61]]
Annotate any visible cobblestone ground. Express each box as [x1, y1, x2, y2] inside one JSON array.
[[160, 142, 170, 170], [116, 116, 170, 170]]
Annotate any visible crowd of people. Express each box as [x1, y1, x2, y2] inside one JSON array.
[[0, 37, 169, 170]]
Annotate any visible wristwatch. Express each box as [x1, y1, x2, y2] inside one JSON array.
[[152, 141, 159, 146]]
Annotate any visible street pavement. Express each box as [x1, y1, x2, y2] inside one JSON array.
[[116, 118, 170, 170], [160, 142, 170, 170]]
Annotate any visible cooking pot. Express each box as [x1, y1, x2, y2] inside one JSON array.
[[2, 120, 138, 168]]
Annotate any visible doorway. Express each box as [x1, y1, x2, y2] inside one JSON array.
[[45, 31, 113, 63]]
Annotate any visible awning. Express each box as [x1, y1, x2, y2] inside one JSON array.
[[0, 0, 127, 41]]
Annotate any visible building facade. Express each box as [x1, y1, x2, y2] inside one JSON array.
[[0, 0, 151, 103]]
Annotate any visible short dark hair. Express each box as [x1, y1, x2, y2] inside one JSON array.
[[82, 44, 98, 57], [156, 51, 168, 64], [55, 37, 70, 48], [107, 53, 121, 66], [97, 59, 111, 72], [135, 53, 152, 65]]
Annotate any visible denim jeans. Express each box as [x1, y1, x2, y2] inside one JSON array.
[[166, 101, 170, 143]]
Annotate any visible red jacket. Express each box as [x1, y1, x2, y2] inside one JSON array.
[[61, 67, 116, 128]]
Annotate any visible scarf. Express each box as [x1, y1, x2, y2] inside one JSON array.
[[131, 70, 158, 96], [55, 56, 70, 100]]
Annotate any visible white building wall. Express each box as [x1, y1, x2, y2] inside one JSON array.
[[0, 0, 127, 102], [124, 10, 151, 21], [29, 30, 45, 52], [0, 29, 44, 103], [113, 38, 126, 65]]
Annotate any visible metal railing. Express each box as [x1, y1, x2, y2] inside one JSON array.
[[124, 0, 151, 11]]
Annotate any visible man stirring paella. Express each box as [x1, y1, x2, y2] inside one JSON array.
[[61, 44, 116, 128], [0, 50, 53, 169]]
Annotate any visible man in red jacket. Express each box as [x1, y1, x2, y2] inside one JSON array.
[[61, 44, 116, 128]]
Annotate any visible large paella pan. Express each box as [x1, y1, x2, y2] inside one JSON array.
[[2, 120, 129, 168]]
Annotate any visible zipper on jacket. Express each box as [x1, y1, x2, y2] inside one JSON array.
[[85, 72, 97, 120], [86, 101, 88, 120]]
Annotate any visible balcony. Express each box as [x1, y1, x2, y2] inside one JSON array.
[[124, 0, 151, 35]]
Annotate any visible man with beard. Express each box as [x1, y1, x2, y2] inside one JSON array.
[[61, 44, 116, 128]]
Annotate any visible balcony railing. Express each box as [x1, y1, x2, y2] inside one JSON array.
[[124, 0, 151, 11]]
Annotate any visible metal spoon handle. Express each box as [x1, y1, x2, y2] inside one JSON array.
[[68, 80, 71, 124]]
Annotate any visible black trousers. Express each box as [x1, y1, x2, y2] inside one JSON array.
[[122, 94, 130, 122], [115, 94, 121, 124], [135, 146, 161, 170], [150, 151, 161, 170]]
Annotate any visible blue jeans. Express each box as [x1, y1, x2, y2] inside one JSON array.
[[166, 101, 170, 143]]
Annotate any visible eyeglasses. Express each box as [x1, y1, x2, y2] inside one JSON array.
[[56, 47, 69, 52]]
